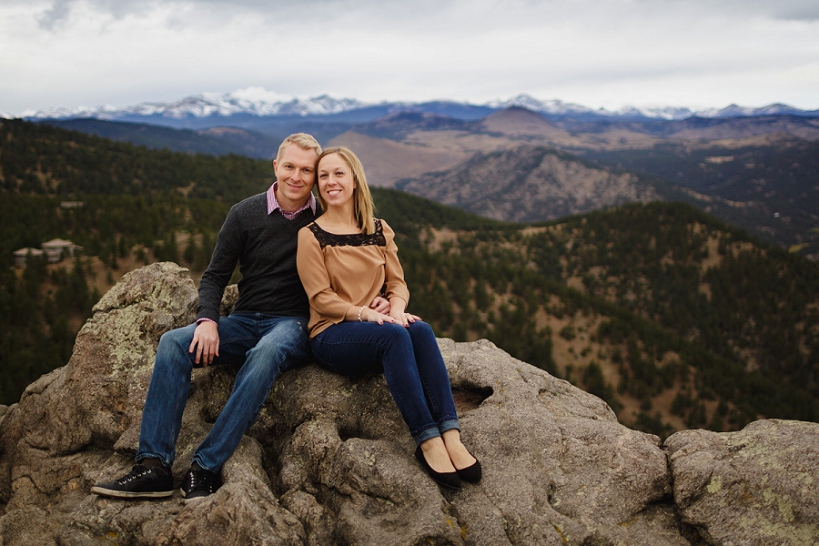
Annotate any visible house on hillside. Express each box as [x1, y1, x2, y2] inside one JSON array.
[[12, 248, 44, 267], [13, 239, 83, 266], [41, 239, 83, 263]]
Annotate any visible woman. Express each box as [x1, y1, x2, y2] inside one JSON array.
[[297, 147, 480, 490]]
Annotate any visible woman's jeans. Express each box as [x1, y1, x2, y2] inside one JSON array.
[[137, 313, 310, 473], [311, 320, 459, 445]]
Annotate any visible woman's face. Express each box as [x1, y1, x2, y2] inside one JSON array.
[[317, 153, 355, 209]]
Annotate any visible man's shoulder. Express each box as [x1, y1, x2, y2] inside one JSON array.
[[231, 192, 267, 212], [224, 192, 267, 223]]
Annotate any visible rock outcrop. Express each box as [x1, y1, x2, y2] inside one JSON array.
[[666, 421, 819, 545], [0, 262, 817, 545], [398, 145, 659, 223]]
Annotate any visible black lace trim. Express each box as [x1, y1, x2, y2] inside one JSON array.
[[309, 219, 386, 249]]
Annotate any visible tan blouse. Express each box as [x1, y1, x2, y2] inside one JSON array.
[[297, 218, 411, 338]]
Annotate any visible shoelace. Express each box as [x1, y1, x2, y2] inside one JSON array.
[[119, 468, 149, 484], [188, 471, 214, 492]]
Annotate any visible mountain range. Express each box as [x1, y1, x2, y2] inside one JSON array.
[[13, 88, 819, 126]]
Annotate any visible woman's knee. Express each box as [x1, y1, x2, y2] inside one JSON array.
[[408, 320, 436, 341], [382, 322, 414, 345]]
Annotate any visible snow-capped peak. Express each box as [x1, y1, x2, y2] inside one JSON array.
[[22, 88, 368, 120], [14, 88, 818, 122], [226, 87, 291, 104], [489, 94, 596, 116]]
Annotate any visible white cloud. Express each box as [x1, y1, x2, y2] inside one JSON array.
[[1, 0, 818, 114]]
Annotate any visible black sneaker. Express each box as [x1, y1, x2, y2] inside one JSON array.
[[91, 463, 174, 499], [181, 464, 221, 500]]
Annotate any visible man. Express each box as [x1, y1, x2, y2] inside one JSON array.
[[92, 133, 387, 500]]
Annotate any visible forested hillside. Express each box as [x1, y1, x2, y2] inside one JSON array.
[[581, 139, 819, 256], [1, 119, 817, 438], [0, 120, 243, 402], [379, 192, 819, 434], [41, 119, 283, 159]]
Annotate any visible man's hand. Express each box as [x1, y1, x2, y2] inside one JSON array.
[[370, 296, 391, 315], [189, 321, 219, 366]]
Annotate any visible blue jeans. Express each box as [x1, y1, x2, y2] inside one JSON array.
[[137, 313, 310, 473], [311, 320, 459, 445]]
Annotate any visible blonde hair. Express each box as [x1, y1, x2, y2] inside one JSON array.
[[275, 133, 322, 163], [317, 147, 376, 235]]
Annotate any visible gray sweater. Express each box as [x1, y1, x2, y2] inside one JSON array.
[[197, 192, 318, 323]]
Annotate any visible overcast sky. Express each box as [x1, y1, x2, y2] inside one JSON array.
[[2, 0, 818, 116]]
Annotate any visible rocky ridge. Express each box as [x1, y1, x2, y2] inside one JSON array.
[[0, 263, 816, 545], [398, 145, 660, 223]]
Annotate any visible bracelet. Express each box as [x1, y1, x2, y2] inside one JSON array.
[[357, 305, 366, 322]]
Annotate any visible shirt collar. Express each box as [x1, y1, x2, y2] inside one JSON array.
[[267, 182, 316, 218]]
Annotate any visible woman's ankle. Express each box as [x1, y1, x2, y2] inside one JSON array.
[[419, 438, 456, 473], [441, 431, 476, 469]]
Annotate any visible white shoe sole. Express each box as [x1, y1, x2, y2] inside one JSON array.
[[91, 486, 174, 498]]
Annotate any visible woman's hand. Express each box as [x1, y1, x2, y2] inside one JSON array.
[[360, 307, 420, 326], [390, 309, 421, 327], [359, 306, 395, 325], [387, 297, 421, 327], [348, 298, 421, 326]]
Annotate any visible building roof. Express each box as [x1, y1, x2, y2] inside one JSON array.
[[41, 238, 76, 248], [13, 247, 44, 256]]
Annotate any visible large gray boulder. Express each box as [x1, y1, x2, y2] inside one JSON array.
[[0, 263, 816, 545], [665, 420, 819, 545]]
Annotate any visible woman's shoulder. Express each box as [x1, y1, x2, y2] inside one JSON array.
[[375, 218, 396, 237], [372, 218, 388, 243], [298, 222, 321, 243], [298, 221, 319, 234]]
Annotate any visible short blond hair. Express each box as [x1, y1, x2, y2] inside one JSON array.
[[316, 147, 376, 235], [276, 133, 322, 163]]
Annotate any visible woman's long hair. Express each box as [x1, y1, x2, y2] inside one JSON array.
[[316, 147, 376, 234]]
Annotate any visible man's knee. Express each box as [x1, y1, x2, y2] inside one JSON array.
[[156, 324, 196, 363], [159, 325, 193, 348]]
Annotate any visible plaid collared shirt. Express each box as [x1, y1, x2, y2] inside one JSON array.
[[267, 182, 316, 219]]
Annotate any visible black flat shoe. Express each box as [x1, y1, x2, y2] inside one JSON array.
[[415, 446, 462, 490], [456, 458, 482, 483]]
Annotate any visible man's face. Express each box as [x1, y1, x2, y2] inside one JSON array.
[[273, 144, 318, 211]]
